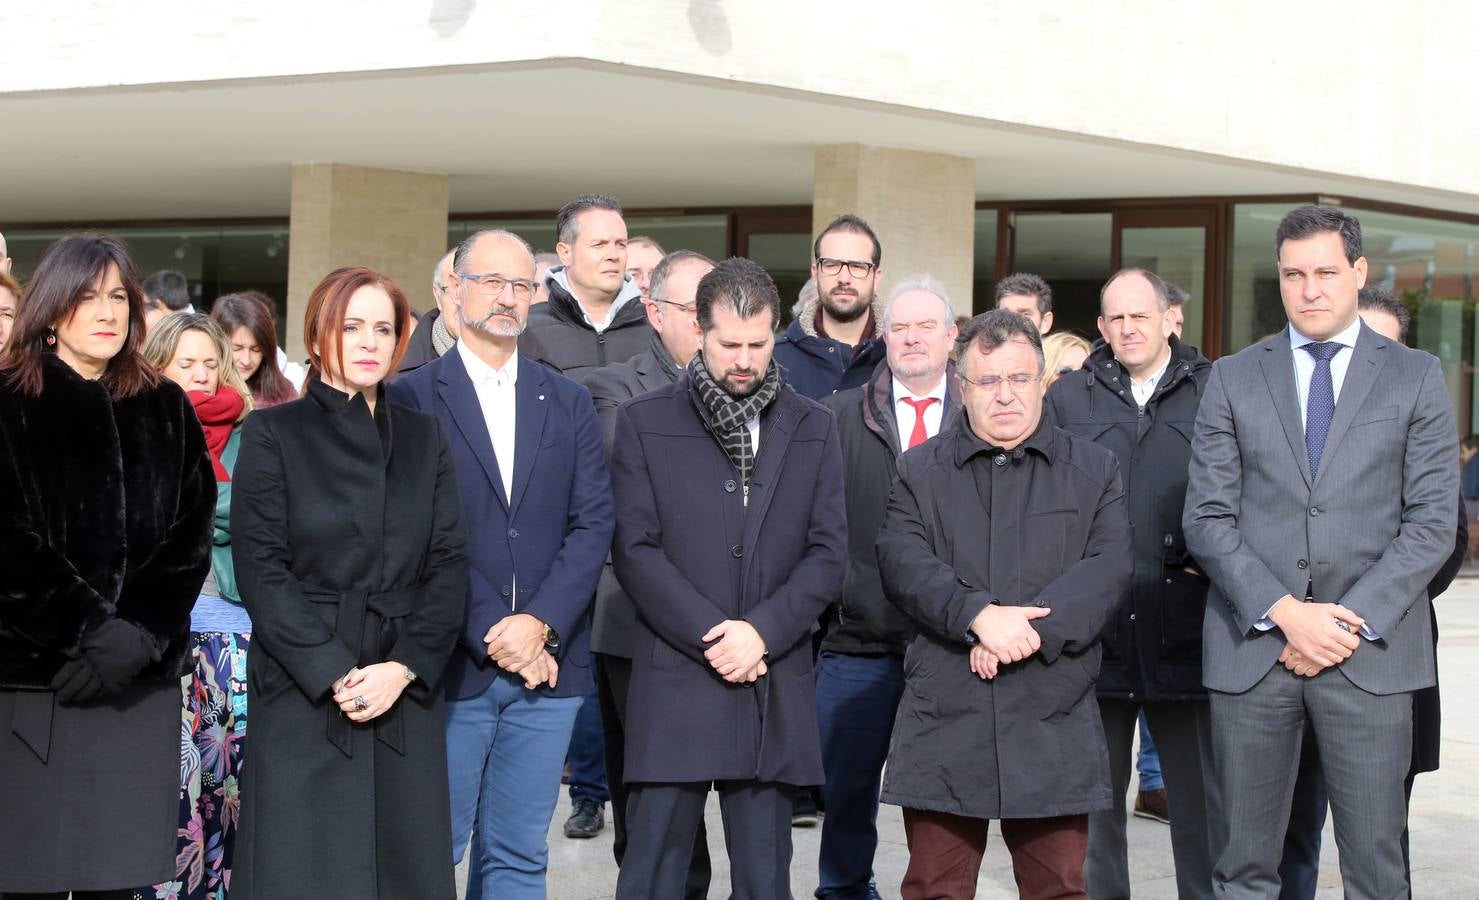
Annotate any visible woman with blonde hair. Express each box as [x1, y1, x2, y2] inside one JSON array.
[[139, 311, 254, 900], [1042, 331, 1092, 389]]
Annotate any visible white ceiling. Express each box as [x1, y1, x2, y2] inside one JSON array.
[[3, 61, 1479, 224]]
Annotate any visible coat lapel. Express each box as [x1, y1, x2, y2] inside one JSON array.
[[741, 392, 798, 553], [508, 359, 549, 516], [1314, 323, 1387, 488], [1259, 331, 1313, 491], [436, 351, 509, 509]]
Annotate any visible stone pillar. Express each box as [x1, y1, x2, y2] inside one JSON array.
[[812, 144, 976, 317], [285, 164, 449, 361]]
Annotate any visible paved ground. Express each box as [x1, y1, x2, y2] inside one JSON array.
[[459, 580, 1479, 898]]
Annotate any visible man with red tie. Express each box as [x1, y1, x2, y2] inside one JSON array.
[[815, 276, 960, 899]]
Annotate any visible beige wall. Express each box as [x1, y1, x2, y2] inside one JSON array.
[[5, 3, 1479, 199], [285, 164, 448, 361], [813, 145, 976, 318]]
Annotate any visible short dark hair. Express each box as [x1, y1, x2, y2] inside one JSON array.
[[1275, 205, 1363, 265], [556, 193, 623, 246], [1100, 267, 1171, 314], [813, 213, 881, 267], [142, 269, 190, 311], [649, 250, 715, 302], [994, 272, 1053, 315], [696, 257, 780, 332], [956, 308, 1046, 375], [1358, 286, 1410, 342], [1165, 281, 1190, 307]]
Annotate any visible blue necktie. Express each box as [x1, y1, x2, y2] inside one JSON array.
[[1302, 341, 1341, 478]]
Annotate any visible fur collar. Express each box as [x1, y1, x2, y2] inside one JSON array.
[[792, 287, 885, 340]]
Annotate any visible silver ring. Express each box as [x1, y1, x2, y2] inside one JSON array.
[[1335, 621, 1352, 633], [353, 696, 369, 712]]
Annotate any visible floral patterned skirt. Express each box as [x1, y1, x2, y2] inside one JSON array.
[[133, 631, 250, 900]]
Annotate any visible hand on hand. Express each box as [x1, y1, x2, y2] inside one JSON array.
[[1278, 645, 1327, 678], [702, 620, 768, 683], [1267, 597, 1363, 668], [332, 663, 411, 723], [484, 614, 547, 673], [969, 604, 1051, 664], [969, 645, 1000, 680], [510, 650, 560, 690]]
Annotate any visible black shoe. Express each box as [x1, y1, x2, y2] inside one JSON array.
[[564, 798, 605, 838], [791, 790, 818, 828]]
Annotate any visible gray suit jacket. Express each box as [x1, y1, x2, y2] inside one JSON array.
[[1183, 322, 1456, 695]]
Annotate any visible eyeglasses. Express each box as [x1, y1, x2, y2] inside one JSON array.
[[960, 372, 1038, 392], [458, 272, 538, 301], [652, 297, 697, 315], [816, 257, 877, 278]]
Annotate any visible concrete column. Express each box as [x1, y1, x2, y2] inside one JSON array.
[[285, 163, 449, 361], [812, 144, 976, 317]]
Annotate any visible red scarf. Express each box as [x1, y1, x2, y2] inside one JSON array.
[[189, 389, 245, 482]]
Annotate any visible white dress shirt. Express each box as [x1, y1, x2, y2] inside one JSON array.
[[1127, 351, 1172, 408], [1258, 316, 1377, 639], [457, 340, 517, 502], [892, 375, 948, 454]]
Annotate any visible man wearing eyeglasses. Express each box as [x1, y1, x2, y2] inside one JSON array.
[[876, 309, 1131, 900], [1045, 268, 1219, 900], [389, 228, 614, 899], [773, 213, 887, 400], [573, 250, 717, 895], [520, 193, 653, 380]]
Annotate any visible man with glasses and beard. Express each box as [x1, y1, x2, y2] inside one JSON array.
[[773, 214, 887, 400], [390, 229, 614, 899], [609, 257, 847, 898]]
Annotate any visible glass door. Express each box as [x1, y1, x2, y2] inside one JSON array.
[[1113, 205, 1223, 355]]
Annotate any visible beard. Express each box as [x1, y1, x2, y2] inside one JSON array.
[[718, 367, 762, 398], [821, 282, 873, 323], [461, 303, 526, 338]]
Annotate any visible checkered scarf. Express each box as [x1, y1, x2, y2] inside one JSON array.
[[688, 351, 781, 490]]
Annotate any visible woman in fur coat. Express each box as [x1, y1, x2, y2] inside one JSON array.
[[0, 233, 216, 898]]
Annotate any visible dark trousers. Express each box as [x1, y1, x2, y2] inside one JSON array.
[[568, 679, 609, 804], [901, 808, 1089, 900], [1277, 729, 1421, 900], [618, 781, 793, 900], [1086, 698, 1220, 900], [596, 653, 710, 900], [814, 650, 904, 899]]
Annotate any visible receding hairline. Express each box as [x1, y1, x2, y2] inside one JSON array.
[[459, 230, 536, 273]]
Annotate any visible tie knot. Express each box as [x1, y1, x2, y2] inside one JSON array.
[[902, 396, 938, 413], [1302, 341, 1342, 362]]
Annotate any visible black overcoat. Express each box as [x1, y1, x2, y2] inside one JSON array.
[[230, 380, 468, 899], [1044, 337, 1213, 700], [876, 415, 1133, 820], [610, 378, 847, 785]]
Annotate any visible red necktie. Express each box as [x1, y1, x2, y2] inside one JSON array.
[[901, 396, 939, 449]]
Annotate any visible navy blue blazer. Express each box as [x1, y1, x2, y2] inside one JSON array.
[[388, 348, 614, 700]]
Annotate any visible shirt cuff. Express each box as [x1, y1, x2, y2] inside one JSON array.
[[1254, 616, 1275, 632]]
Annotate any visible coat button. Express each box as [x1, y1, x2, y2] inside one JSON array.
[[724, 479, 737, 493], [827, 346, 836, 353], [500, 585, 511, 597], [731, 545, 743, 558], [1129, 613, 1137, 621], [508, 528, 519, 539], [1297, 559, 1308, 569], [993, 455, 1007, 466], [1309, 507, 1320, 517]]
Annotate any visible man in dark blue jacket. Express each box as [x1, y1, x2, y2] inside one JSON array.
[[389, 228, 614, 899], [773, 214, 886, 400], [610, 257, 847, 899]]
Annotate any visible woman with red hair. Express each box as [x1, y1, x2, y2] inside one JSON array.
[[229, 267, 468, 899]]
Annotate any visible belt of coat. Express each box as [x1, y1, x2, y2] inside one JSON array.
[[304, 584, 419, 758]]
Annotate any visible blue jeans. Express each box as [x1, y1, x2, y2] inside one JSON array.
[[814, 651, 904, 900], [567, 680, 609, 804], [446, 672, 583, 900], [1137, 711, 1164, 791]]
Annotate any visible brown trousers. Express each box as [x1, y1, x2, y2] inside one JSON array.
[[901, 807, 1089, 900]]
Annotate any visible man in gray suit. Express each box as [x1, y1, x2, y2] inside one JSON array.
[[1183, 205, 1457, 899]]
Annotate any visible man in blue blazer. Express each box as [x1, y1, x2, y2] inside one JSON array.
[[389, 229, 614, 900]]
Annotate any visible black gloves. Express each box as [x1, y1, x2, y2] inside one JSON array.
[[50, 618, 161, 703], [49, 658, 106, 703]]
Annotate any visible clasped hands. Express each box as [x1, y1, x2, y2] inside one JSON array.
[[703, 620, 768, 684], [484, 613, 559, 689], [968, 603, 1052, 680], [1270, 596, 1365, 678], [332, 662, 412, 723]]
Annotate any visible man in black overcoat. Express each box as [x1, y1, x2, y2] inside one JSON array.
[[609, 257, 847, 899]]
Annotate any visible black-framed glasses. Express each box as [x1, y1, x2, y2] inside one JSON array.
[[652, 297, 698, 315], [459, 272, 538, 301], [960, 372, 1037, 392], [816, 257, 876, 278]]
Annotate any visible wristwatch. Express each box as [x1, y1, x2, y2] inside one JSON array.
[[399, 663, 418, 683], [542, 623, 560, 652]]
